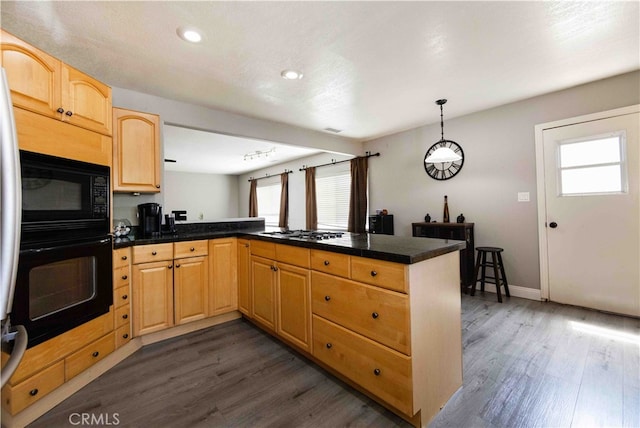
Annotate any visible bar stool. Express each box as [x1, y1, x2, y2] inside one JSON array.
[[471, 247, 510, 303]]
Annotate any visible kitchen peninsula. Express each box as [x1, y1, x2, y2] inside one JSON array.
[[114, 219, 465, 427]]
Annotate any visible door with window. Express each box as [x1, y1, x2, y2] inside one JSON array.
[[538, 106, 639, 316]]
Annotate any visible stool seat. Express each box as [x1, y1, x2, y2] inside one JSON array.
[[472, 247, 510, 303], [476, 246, 504, 252]]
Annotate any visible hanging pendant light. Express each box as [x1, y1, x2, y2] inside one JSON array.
[[423, 99, 465, 180]]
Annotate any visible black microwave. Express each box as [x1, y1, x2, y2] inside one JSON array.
[[20, 150, 110, 246]]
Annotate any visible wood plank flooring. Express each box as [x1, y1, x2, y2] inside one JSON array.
[[28, 293, 639, 428]]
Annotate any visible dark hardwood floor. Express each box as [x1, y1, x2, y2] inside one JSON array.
[[29, 293, 639, 428]]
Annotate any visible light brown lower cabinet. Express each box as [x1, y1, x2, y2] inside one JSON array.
[[132, 259, 175, 336], [246, 243, 462, 427], [113, 247, 132, 348], [174, 255, 209, 325], [132, 239, 237, 335], [248, 242, 312, 352], [250, 255, 277, 331], [277, 263, 311, 353], [208, 238, 238, 316]]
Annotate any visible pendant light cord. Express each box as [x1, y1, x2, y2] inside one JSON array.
[[440, 103, 444, 141]]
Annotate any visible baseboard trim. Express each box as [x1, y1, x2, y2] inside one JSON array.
[[472, 283, 542, 301]]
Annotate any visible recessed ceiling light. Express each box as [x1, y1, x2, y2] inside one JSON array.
[[281, 69, 303, 80], [177, 27, 202, 43]]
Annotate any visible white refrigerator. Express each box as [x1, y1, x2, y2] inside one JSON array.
[[1, 66, 27, 387]]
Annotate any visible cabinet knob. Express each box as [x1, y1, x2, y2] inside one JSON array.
[[122, 314, 128, 319], [122, 294, 128, 300], [190, 247, 195, 251], [323, 260, 330, 266], [372, 312, 379, 319], [65, 110, 73, 117], [92, 351, 99, 358], [244, 244, 250, 248], [176, 264, 181, 268], [324, 295, 331, 301], [155, 185, 161, 189], [56, 107, 64, 114], [370, 270, 377, 277], [29, 388, 39, 396], [373, 368, 381, 376], [123, 334, 129, 339], [122, 275, 128, 280], [152, 251, 157, 256], [168, 264, 173, 269], [121, 255, 128, 260], [326, 343, 332, 349]]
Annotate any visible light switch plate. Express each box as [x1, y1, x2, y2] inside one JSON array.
[[518, 192, 530, 202]]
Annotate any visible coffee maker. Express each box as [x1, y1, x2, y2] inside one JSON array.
[[137, 203, 162, 238]]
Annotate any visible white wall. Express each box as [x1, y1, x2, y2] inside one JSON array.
[[237, 152, 354, 229], [164, 171, 239, 222], [363, 71, 640, 291]]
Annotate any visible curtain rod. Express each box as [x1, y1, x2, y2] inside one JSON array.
[[248, 169, 293, 182], [299, 152, 380, 171]]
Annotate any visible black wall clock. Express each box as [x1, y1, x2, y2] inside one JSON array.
[[423, 140, 464, 180]]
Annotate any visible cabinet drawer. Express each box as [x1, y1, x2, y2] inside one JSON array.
[[2, 360, 65, 415], [5, 310, 113, 384], [312, 271, 410, 355], [65, 333, 115, 380], [114, 304, 130, 328], [174, 240, 208, 258], [276, 244, 310, 268], [115, 323, 131, 348], [251, 240, 276, 259], [313, 315, 413, 416], [113, 265, 130, 289], [132, 243, 173, 264], [113, 248, 131, 269], [351, 257, 408, 293], [311, 250, 350, 278], [113, 285, 130, 309]]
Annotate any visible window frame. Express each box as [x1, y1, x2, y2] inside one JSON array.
[[556, 130, 628, 197]]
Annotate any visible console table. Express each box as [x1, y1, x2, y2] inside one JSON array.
[[412, 222, 475, 291]]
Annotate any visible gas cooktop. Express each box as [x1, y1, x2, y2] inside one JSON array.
[[260, 230, 345, 240]]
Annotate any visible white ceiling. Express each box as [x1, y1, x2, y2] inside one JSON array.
[[2, 1, 638, 169], [163, 125, 322, 175]]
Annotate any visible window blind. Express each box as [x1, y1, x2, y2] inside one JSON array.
[[316, 163, 351, 230], [257, 177, 281, 226]]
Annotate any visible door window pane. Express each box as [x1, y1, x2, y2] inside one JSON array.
[[558, 132, 627, 196]]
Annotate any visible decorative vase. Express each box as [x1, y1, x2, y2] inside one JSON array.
[[443, 195, 450, 223]]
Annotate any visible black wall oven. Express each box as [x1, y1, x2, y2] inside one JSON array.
[[13, 151, 112, 348]]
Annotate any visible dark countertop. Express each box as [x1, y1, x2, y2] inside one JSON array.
[[115, 225, 465, 264]]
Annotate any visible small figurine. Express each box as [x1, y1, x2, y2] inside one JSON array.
[[424, 213, 431, 222], [457, 213, 465, 223]]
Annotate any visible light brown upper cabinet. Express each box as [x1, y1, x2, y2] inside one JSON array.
[[1, 29, 112, 136], [112, 107, 161, 193]]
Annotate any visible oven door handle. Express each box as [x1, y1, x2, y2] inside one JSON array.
[[21, 236, 112, 255]]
